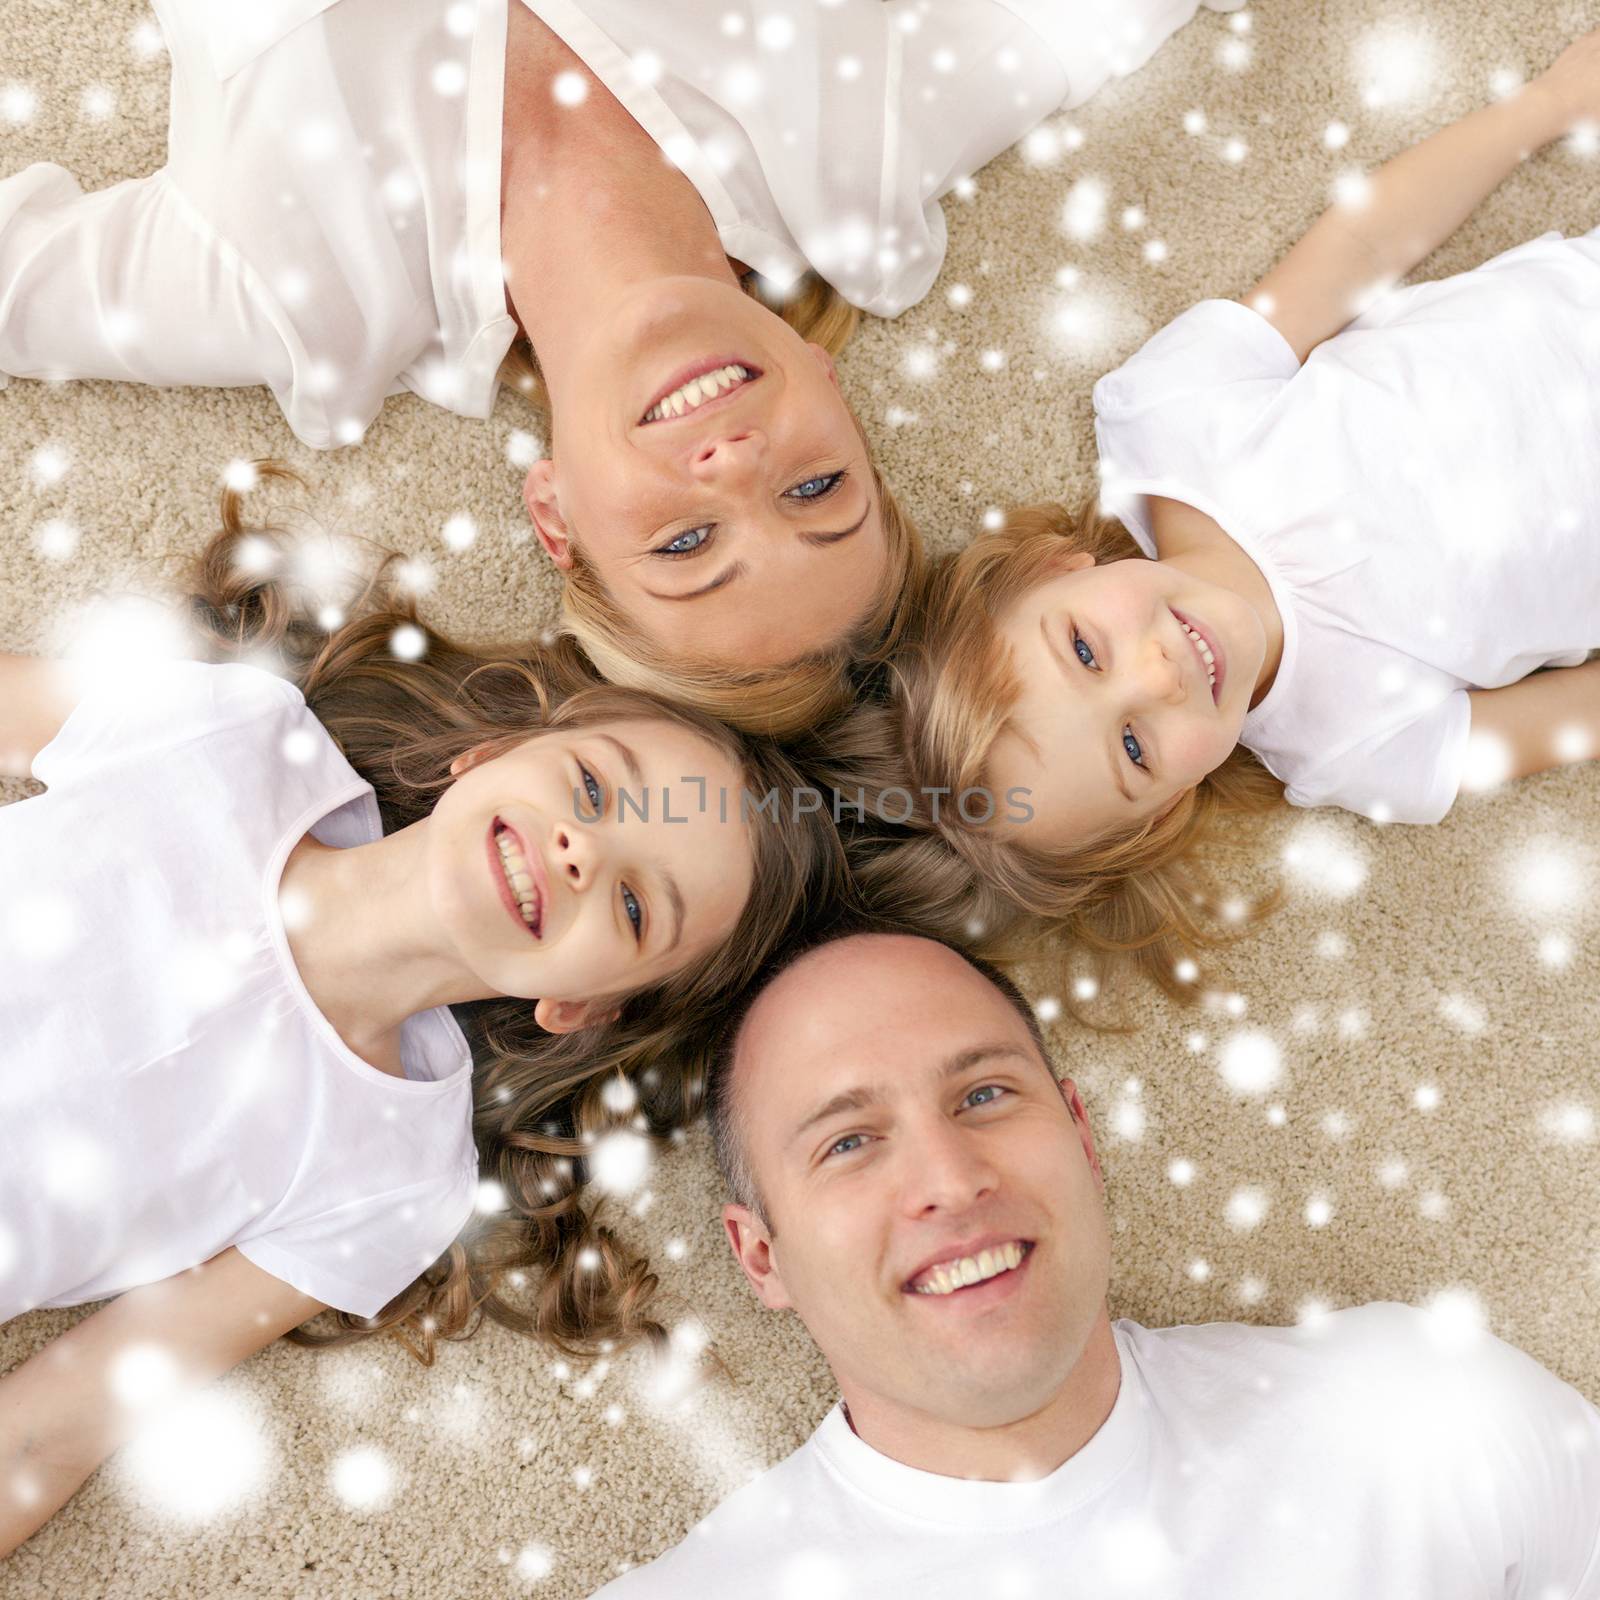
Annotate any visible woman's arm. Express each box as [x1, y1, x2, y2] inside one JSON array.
[[0, 1249, 323, 1557], [1467, 659, 1600, 787], [0, 654, 79, 780], [1247, 29, 1600, 364]]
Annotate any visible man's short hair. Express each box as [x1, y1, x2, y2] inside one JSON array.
[[704, 915, 1053, 1228]]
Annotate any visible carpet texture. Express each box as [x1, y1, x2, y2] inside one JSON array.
[[3, 1, 1598, 1595]]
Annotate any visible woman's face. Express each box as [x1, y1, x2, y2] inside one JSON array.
[[523, 277, 891, 668], [983, 553, 1264, 847], [427, 715, 755, 1031]]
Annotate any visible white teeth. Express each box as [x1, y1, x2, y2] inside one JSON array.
[[495, 830, 540, 930], [644, 365, 752, 422], [1180, 621, 1217, 688], [912, 1241, 1026, 1296]]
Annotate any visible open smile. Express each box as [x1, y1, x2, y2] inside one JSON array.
[[904, 1239, 1034, 1298], [638, 357, 762, 425], [1171, 607, 1224, 704], [487, 818, 545, 939]]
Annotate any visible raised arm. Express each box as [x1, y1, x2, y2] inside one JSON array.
[[0, 654, 79, 780], [1247, 29, 1600, 364], [0, 1249, 323, 1558]]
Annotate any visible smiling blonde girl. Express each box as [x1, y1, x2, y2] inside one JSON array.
[[868, 31, 1600, 995], [0, 468, 844, 1554]]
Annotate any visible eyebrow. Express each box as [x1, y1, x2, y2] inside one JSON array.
[[786, 1041, 1038, 1147], [642, 502, 873, 602], [596, 733, 644, 786], [1039, 616, 1136, 806]]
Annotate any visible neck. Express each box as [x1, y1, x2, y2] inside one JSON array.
[[835, 1308, 1123, 1481], [280, 823, 497, 1072], [499, 5, 740, 394]]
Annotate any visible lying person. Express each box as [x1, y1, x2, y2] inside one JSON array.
[[593, 924, 1600, 1596], [869, 26, 1600, 988], [0, 468, 843, 1557]]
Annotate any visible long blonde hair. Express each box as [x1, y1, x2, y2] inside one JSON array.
[[183, 465, 849, 1356], [502, 273, 926, 737], [822, 497, 1283, 1017]]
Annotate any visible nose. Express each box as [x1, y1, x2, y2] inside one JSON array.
[[1129, 630, 1185, 708], [686, 428, 767, 485], [550, 818, 598, 892], [902, 1120, 1001, 1219]]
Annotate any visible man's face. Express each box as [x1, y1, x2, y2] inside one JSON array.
[[724, 935, 1111, 1434]]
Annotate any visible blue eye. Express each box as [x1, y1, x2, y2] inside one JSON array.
[[655, 525, 712, 558], [1073, 632, 1098, 668], [1122, 729, 1146, 767], [578, 763, 602, 813], [787, 470, 845, 501], [827, 1132, 865, 1159], [965, 1084, 1008, 1109], [621, 885, 643, 944]]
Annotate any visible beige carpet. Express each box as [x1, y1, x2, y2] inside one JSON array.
[[4, 0, 1599, 1594]]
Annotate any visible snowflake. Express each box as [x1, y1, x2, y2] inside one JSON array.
[[1538, 1102, 1595, 1145], [441, 512, 478, 552], [1187, 1259, 1211, 1282], [1226, 1186, 1269, 1231], [1505, 844, 1588, 915], [756, 15, 795, 50], [116, 1390, 273, 1521], [1182, 109, 1207, 136], [1222, 138, 1249, 165], [1143, 239, 1169, 264], [1218, 37, 1252, 70], [1168, 1158, 1196, 1187], [389, 624, 428, 662], [1459, 729, 1513, 792], [32, 519, 80, 561], [1323, 121, 1350, 150], [1282, 819, 1368, 898], [330, 1447, 396, 1510], [1553, 723, 1594, 762], [2, 82, 39, 125], [588, 1130, 652, 1195], [1352, 22, 1438, 110], [1060, 177, 1108, 242], [1303, 1194, 1334, 1228], [1110, 1096, 1146, 1142], [1376, 1157, 1408, 1189], [514, 1543, 555, 1581], [1332, 170, 1373, 210], [946, 282, 974, 308], [1421, 1287, 1487, 1350], [1537, 933, 1574, 969], [475, 1179, 508, 1213], [1437, 994, 1486, 1034], [551, 71, 587, 106]]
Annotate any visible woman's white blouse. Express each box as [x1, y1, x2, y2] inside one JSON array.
[[0, 0, 1216, 448]]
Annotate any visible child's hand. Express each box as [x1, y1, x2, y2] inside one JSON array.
[[1529, 28, 1600, 140]]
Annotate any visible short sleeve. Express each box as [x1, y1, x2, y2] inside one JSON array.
[[237, 1164, 478, 1318], [1271, 687, 1472, 825], [30, 658, 305, 790]]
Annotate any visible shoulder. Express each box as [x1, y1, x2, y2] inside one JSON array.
[[588, 1430, 828, 1598]]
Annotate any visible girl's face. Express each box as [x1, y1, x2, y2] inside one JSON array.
[[426, 716, 755, 1031], [522, 278, 889, 669], [984, 554, 1266, 847]]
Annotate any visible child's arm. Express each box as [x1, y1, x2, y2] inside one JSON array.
[[0, 654, 79, 780], [0, 1249, 323, 1557], [1247, 29, 1600, 363], [1467, 659, 1600, 786]]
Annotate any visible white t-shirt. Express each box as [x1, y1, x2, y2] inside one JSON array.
[[0, 0, 1217, 447], [0, 659, 479, 1321], [1093, 227, 1600, 823], [592, 1305, 1600, 1599]]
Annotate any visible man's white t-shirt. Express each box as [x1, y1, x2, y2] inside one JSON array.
[[592, 1306, 1600, 1598], [0, 659, 479, 1322], [0, 0, 1219, 447], [1093, 227, 1600, 823]]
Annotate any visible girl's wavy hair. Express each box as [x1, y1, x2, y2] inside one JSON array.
[[182, 464, 848, 1359], [502, 271, 926, 737], [809, 496, 1283, 1021]]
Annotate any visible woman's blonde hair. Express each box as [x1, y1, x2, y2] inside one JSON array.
[[501, 272, 926, 737], [183, 465, 848, 1357], [822, 496, 1283, 1017]]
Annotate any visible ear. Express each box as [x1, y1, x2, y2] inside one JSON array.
[[805, 341, 839, 390], [1057, 1077, 1105, 1188], [724, 1203, 793, 1311], [523, 461, 574, 570], [533, 997, 622, 1034], [448, 744, 494, 779]]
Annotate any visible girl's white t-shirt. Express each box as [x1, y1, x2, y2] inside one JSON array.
[[0, 659, 479, 1321], [0, 0, 1214, 447], [1093, 227, 1600, 823], [593, 1306, 1600, 1598]]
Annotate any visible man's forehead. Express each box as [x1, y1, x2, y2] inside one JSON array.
[[736, 934, 1031, 1083]]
